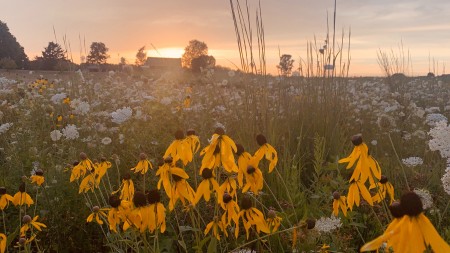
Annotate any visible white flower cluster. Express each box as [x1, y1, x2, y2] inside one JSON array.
[[442, 164, 450, 195], [50, 129, 62, 141], [314, 216, 342, 233], [111, 107, 132, 124], [401, 157, 423, 167], [62, 124, 79, 140], [0, 77, 17, 86], [50, 93, 67, 104], [426, 113, 447, 127], [70, 99, 90, 115], [0, 123, 13, 134], [428, 121, 450, 158], [101, 137, 112, 145], [413, 188, 433, 210]]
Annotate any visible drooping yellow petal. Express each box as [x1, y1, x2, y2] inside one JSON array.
[[417, 213, 450, 253]]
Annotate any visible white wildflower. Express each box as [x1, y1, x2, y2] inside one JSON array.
[[228, 70, 235, 77], [442, 165, 450, 195], [50, 130, 62, 141], [119, 134, 125, 144], [70, 99, 90, 115], [111, 107, 132, 124], [426, 113, 447, 127], [413, 188, 433, 210], [160, 97, 172, 105], [62, 124, 79, 140], [402, 157, 423, 167], [50, 93, 67, 104], [371, 140, 378, 146], [0, 123, 13, 134], [101, 137, 112, 145], [428, 121, 450, 158], [314, 216, 342, 233]]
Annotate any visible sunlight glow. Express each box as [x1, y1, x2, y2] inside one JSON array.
[[147, 47, 184, 58]]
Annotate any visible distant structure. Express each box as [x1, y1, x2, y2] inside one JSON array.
[[145, 57, 181, 70]]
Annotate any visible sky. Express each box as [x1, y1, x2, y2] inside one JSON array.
[[2, 0, 450, 76]]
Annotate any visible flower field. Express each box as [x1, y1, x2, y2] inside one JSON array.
[[0, 69, 449, 252]]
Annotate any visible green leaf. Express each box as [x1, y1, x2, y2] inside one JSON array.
[[178, 240, 187, 251], [7, 227, 19, 247], [207, 236, 217, 253], [348, 222, 367, 228]]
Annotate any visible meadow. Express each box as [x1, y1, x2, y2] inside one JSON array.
[[0, 67, 449, 252]]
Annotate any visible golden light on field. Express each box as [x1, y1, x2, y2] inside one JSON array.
[[147, 47, 184, 58]]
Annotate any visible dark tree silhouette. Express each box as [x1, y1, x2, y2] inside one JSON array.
[[277, 54, 294, 76], [191, 55, 216, 73], [181, 40, 208, 69], [87, 42, 109, 64], [37, 42, 67, 70], [0, 21, 28, 69], [135, 46, 147, 66]]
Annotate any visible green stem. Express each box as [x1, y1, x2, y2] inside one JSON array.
[[387, 133, 410, 191]]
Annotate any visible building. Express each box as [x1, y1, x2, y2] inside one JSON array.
[[145, 57, 181, 69]]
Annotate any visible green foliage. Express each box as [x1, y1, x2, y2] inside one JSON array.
[[0, 21, 28, 68], [181, 40, 208, 69], [87, 42, 109, 64], [0, 58, 17, 69]]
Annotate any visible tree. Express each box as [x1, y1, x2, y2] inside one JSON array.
[[191, 55, 216, 73], [277, 54, 294, 76], [135, 46, 147, 66], [38, 42, 66, 70], [87, 42, 109, 64], [0, 21, 28, 68], [181, 40, 208, 69]]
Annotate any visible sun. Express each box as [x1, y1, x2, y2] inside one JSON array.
[[147, 47, 184, 58]]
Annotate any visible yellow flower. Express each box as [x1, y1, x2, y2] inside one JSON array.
[[164, 130, 192, 166], [95, 158, 111, 184], [204, 216, 228, 241], [147, 189, 166, 233], [183, 95, 191, 108], [20, 215, 47, 236], [156, 158, 173, 198], [129, 191, 150, 233], [220, 192, 240, 225], [30, 169, 45, 186], [338, 135, 381, 187], [235, 195, 269, 239], [168, 169, 195, 211], [371, 175, 395, 205], [236, 144, 252, 187], [70, 153, 95, 182], [254, 134, 278, 173], [200, 127, 238, 173], [347, 180, 373, 211], [332, 191, 348, 217], [0, 187, 14, 210], [242, 157, 264, 195], [194, 168, 220, 205], [219, 175, 238, 199], [120, 174, 135, 201], [0, 233, 6, 253], [131, 153, 153, 174], [86, 206, 108, 225], [63, 97, 70, 104], [185, 129, 200, 155], [266, 208, 282, 233], [361, 192, 450, 252], [78, 172, 97, 194], [12, 183, 34, 207], [107, 195, 131, 233], [17, 234, 36, 246]]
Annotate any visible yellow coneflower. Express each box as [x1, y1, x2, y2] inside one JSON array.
[[129, 191, 150, 233], [235, 195, 269, 239], [12, 183, 34, 207], [156, 157, 173, 199], [63, 97, 70, 104], [254, 134, 278, 173], [236, 144, 251, 187], [200, 127, 238, 173], [242, 157, 264, 195], [183, 95, 191, 108], [78, 171, 97, 194], [107, 195, 131, 233], [219, 175, 238, 199], [17, 234, 36, 246], [30, 169, 45, 186], [204, 216, 228, 241], [164, 130, 191, 166], [70, 152, 95, 182], [194, 168, 220, 205], [168, 169, 195, 211], [120, 174, 135, 201], [0, 233, 6, 253], [147, 189, 166, 233], [220, 192, 240, 225], [347, 180, 373, 211], [0, 187, 14, 210], [266, 208, 282, 233], [87, 206, 109, 225], [361, 192, 450, 252], [339, 135, 381, 188], [332, 191, 348, 217], [185, 129, 200, 156], [20, 215, 47, 236], [372, 175, 395, 205], [131, 153, 153, 174], [95, 157, 111, 184]]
